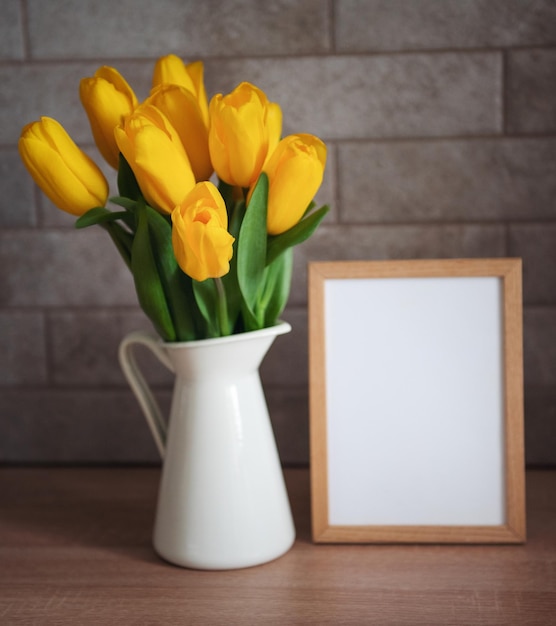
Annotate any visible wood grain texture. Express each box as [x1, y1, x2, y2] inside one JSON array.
[[308, 261, 330, 541], [308, 259, 526, 543], [503, 259, 527, 541], [0, 467, 554, 625]]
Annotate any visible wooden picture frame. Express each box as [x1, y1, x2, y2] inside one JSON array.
[[309, 259, 525, 544]]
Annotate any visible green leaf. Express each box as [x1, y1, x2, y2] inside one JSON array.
[[109, 196, 139, 212], [117, 153, 142, 200], [217, 179, 238, 215], [192, 279, 220, 338], [228, 199, 246, 241], [254, 248, 293, 327], [219, 261, 242, 333], [75, 207, 133, 230], [131, 201, 176, 342], [239, 297, 260, 333], [143, 204, 198, 342], [103, 221, 133, 270], [75, 207, 135, 231], [266, 204, 329, 266], [302, 201, 316, 219], [237, 173, 268, 319], [219, 199, 246, 331]]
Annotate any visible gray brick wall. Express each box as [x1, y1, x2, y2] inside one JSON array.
[[1, 0, 555, 466]]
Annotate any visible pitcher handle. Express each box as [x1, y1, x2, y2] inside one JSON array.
[[118, 330, 174, 459]]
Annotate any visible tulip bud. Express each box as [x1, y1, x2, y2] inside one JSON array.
[[80, 66, 138, 169], [147, 84, 212, 182], [171, 182, 235, 282], [152, 55, 209, 127], [114, 104, 196, 214], [264, 134, 327, 235], [18, 117, 108, 216], [209, 82, 282, 188]]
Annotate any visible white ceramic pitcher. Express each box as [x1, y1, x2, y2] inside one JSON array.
[[118, 321, 295, 570]]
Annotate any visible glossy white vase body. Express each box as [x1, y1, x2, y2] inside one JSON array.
[[118, 322, 295, 570]]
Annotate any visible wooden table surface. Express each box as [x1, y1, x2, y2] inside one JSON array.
[[0, 467, 554, 625]]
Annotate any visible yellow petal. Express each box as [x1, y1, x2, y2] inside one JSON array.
[[184, 61, 209, 127], [94, 66, 138, 108], [115, 106, 196, 213], [80, 66, 138, 168], [147, 85, 212, 181], [208, 83, 276, 187], [264, 134, 326, 235], [171, 181, 234, 281], [80, 77, 131, 168], [19, 117, 108, 215], [265, 102, 283, 159], [152, 54, 196, 93]]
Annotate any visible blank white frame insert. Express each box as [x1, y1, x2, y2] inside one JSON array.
[[309, 259, 525, 544]]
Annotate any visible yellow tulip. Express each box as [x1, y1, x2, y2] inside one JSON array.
[[79, 66, 138, 169], [171, 182, 235, 282], [209, 82, 282, 188], [147, 84, 212, 182], [264, 134, 327, 235], [18, 116, 108, 216], [152, 55, 209, 127], [114, 104, 196, 214]]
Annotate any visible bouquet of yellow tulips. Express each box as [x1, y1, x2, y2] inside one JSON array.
[[18, 55, 328, 341]]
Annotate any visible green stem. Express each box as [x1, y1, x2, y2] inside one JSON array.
[[214, 277, 231, 336], [102, 222, 132, 270]]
